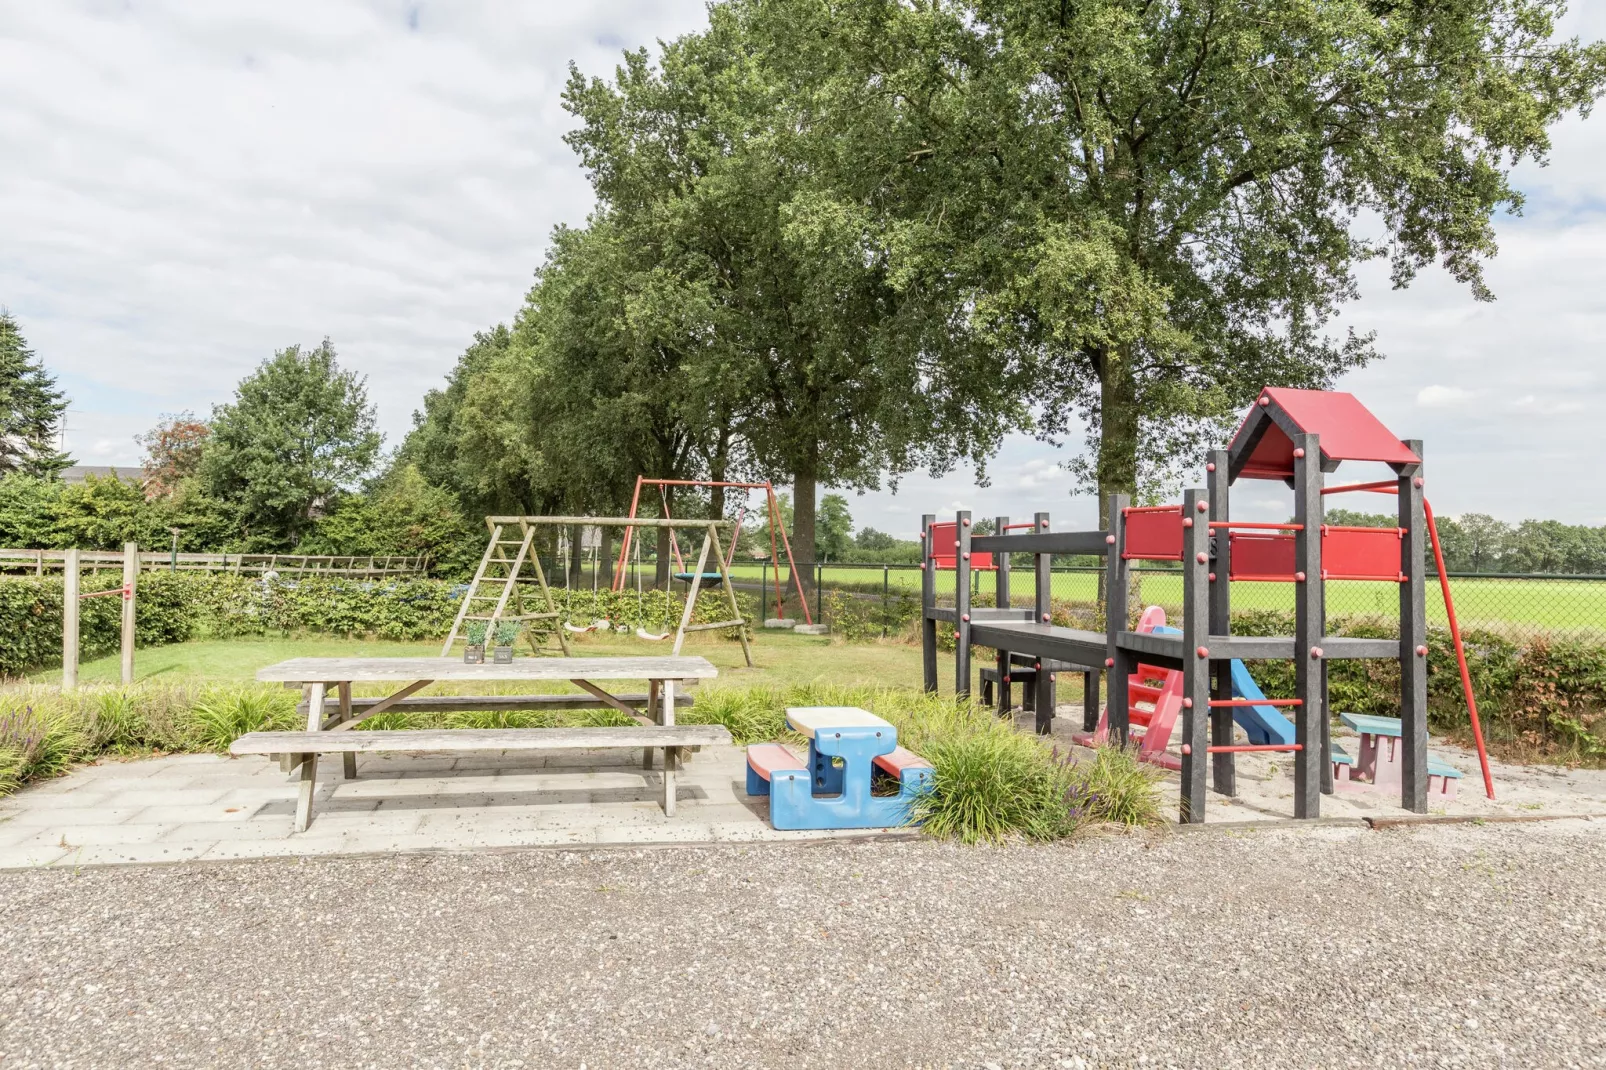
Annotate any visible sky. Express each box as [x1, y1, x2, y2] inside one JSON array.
[[3, 0, 1605, 543]]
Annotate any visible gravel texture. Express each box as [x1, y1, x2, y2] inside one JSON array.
[[1, 819, 1602, 1069]]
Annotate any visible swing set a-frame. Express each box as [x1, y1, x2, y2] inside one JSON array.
[[611, 478, 813, 626], [442, 514, 755, 666]]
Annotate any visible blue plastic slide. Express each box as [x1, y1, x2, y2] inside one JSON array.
[[1228, 660, 1296, 745]]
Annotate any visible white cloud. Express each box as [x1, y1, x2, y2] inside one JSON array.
[[1416, 385, 1476, 409], [0, 0, 711, 464]]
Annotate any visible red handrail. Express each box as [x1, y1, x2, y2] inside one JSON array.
[[1425, 498, 1496, 800], [1181, 743, 1304, 755], [1207, 521, 1302, 531], [1321, 479, 1398, 496]]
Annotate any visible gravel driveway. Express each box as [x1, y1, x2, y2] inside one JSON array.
[[1, 819, 1601, 1069]]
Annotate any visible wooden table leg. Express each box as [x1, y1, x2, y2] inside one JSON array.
[[294, 681, 326, 832], [339, 682, 356, 780], [282, 683, 312, 774], [643, 679, 659, 770], [661, 679, 676, 816]]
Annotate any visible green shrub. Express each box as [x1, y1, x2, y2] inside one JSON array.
[[186, 687, 299, 753], [1061, 744, 1164, 828]]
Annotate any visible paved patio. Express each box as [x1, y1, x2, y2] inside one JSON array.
[[1, 712, 1602, 869], [0, 746, 891, 868]]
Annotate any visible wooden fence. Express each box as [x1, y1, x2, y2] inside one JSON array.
[[0, 549, 428, 578]]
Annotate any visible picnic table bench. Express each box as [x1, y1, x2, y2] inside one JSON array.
[[744, 706, 933, 830], [231, 655, 724, 830], [1335, 712, 1462, 800]]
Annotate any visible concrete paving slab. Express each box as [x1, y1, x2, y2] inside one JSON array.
[[15, 824, 172, 848], [0, 845, 72, 868]]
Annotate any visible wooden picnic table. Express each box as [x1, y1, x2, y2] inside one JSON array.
[[238, 656, 722, 830]]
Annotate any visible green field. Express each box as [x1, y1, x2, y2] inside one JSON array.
[[711, 564, 1606, 635]]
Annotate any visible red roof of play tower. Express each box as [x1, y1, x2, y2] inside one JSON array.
[[1228, 387, 1419, 481]]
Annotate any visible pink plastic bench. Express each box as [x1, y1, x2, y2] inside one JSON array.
[[873, 746, 933, 778], [746, 743, 807, 782]]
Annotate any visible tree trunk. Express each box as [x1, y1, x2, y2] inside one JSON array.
[[1095, 343, 1141, 525], [567, 525, 583, 587], [598, 529, 613, 588], [792, 458, 818, 596], [655, 486, 673, 588]]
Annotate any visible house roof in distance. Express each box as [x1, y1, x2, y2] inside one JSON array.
[[62, 465, 149, 484]]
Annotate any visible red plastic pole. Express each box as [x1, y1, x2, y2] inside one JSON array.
[[611, 476, 645, 592], [1424, 499, 1496, 800]]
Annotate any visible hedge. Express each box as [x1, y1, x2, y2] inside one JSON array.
[[0, 572, 756, 679]]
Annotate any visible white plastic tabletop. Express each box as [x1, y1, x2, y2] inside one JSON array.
[[785, 706, 893, 738]]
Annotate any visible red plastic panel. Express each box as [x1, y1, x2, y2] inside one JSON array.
[[1229, 531, 1295, 581], [928, 522, 995, 570], [1227, 527, 1405, 581], [1232, 388, 1421, 479], [1321, 526, 1405, 581], [1121, 509, 1184, 561]]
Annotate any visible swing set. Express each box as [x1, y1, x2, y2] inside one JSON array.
[[444, 514, 755, 667], [612, 478, 813, 626]]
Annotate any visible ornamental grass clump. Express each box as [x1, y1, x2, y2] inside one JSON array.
[[185, 687, 299, 753], [0, 697, 87, 782]]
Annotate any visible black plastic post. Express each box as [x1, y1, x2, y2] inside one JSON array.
[[920, 514, 938, 694], [1206, 448, 1236, 796], [1031, 513, 1055, 731], [995, 515, 1011, 716], [1082, 670, 1101, 734], [1180, 488, 1210, 822], [1399, 439, 1428, 813], [1292, 432, 1324, 819], [1105, 494, 1130, 745], [955, 511, 972, 698]]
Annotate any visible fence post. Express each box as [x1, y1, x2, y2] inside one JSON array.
[[121, 542, 137, 685], [883, 566, 889, 638], [815, 564, 823, 625], [760, 559, 768, 621], [63, 547, 80, 690]]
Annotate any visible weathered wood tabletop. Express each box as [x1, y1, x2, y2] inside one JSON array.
[[256, 655, 719, 684]]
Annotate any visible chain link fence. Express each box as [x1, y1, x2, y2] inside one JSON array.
[[548, 558, 1606, 642], [740, 563, 1606, 643]]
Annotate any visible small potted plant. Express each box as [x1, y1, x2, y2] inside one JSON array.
[[492, 620, 522, 663], [463, 620, 488, 663]]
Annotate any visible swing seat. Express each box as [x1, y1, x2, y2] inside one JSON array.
[[673, 572, 725, 582], [563, 622, 596, 634], [635, 627, 671, 642]]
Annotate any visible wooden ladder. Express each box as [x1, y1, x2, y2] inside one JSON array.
[[440, 521, 571, 657]]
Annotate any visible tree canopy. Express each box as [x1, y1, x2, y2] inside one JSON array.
[[200, 340, 382, 549], [0, 310, 71, 478]]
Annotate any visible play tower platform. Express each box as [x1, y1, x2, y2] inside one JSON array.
[[922, 387, 1434, 823]]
